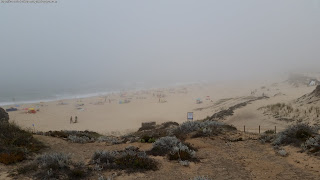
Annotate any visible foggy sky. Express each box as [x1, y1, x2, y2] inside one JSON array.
[[1, 0, 320, 89]]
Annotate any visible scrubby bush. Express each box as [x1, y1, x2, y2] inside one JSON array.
[[92, 150, 118, 167], [43, 130, 102, 143], [149, 136, 197, 162], [149, 136, 181, 156], [272, 123, 318, 146], [259, 133, 275, 144], [18, 152, 89, 179], [179, 160, 190, 166], [174, 120, 235, 139], [115, 151, 158, 171], [68, 135, 92, 143], [277, 149, 288, 157], [97, 136, 123, 144], [301, 135, 320, 154], [160, 121, 179, 129], [0, 107, 9, 123], [0, 121, 45, 165], [140, 135, 156, 143], [92, 146, 158, 172], [168, 142, 196, 161]]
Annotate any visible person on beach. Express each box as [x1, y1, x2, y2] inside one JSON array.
[[75, 116, 78, 123], [70, 116, 73, 124]]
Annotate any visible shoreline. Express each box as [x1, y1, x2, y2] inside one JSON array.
[[0, 82, 203, 107], [4, 79, 314, 135]]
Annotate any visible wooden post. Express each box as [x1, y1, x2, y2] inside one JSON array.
[[259, 125, 260, 134], [244, 125, 246, 133], [275, 126, 277, 134]]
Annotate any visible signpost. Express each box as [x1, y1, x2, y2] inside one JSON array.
[[187, 112, 193, 120]]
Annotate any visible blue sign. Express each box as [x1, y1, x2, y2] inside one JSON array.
[[187, 112, 193, 120]]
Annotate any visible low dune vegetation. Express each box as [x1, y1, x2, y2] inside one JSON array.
[[0, 121, 45, 165], [91, 146, 158, 172], [17, 152, 90, 180], [260, 86, 320, 124], [36, 130, 103, 144], [259, 103, 320, 123], [260, 123, 320, 156], [172, 120, 237, 140]]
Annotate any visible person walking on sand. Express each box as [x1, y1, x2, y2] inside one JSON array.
[[75, 116, 78, 123], [70, 116, 73, 124]]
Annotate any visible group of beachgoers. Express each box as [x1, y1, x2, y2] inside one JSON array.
[[70, 116, 78, 124]]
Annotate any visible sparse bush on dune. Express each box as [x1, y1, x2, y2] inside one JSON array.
[[0, 121, 45, 165], [92, 146, 158, 172], [39, 130, 103, 143], [259, 133, 275, 144], [149, 136, 197, 162], [301, 135, 320, 154], [0, 107, 9, 123], [18, 152, 89, 179], [272, 123, 318, 146], [133, 121, 180, 142], [97, 136, 123, 144], [168, 142, 196, 161], [134, 120, 232, 142], [68, 135, 93, 143], [149, 136, 181, 156], [179, 160, 190, 166], [173, 120, 236, 139], [92, 150, 118, 167], [277, 149, 288, 157], [36, 152, 71, 169], [160, 121, 179, 129], [140, 135, 156, 143]]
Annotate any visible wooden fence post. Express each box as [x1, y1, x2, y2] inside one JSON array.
[[259, 125, 260, 134], [244, 125, 246, 133]]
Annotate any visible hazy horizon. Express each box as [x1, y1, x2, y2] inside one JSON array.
[[1, 0, 320, 103]]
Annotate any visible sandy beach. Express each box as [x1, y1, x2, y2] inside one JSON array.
[[4, 78, 316, 135]]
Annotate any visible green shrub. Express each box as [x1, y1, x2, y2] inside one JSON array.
[[92, 146, 158, 172], [273, 123, 318, 146], [149, 136, 197, 162], [301, 135, 320, 154], [115, 153, 158, 171], [43, 130, 102, 143], [17, 152, 89, 179], [140, 135, 156, 143], [173, 120, 235, 139], [0, 121, 45, 165]]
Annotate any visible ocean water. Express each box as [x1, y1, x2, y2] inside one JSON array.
[[0, 80, 197, 106], [0, 85, 116, 106]]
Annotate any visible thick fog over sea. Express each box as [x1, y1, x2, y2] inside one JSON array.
[[1, 0, 320, 105]]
